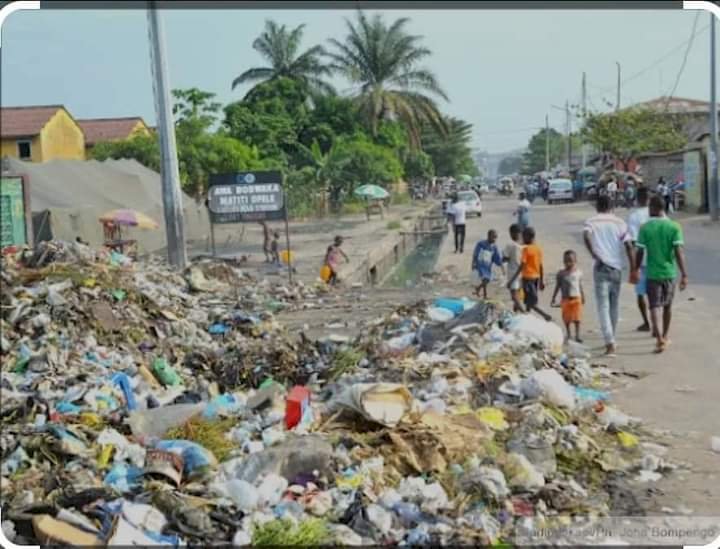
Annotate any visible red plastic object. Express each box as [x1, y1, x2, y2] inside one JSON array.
[[285, 386, 311, 429]]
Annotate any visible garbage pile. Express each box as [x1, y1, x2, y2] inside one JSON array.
[[0, 246, 672, 545]]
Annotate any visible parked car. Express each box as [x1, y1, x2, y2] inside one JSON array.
[[457, 190, 482, 217], [547, 178, 575, 204]]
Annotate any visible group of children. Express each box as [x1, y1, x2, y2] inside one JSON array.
[[472, 224, 585, 342]]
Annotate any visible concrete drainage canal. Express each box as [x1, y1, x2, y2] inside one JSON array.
[[382, 231, 446, 288]]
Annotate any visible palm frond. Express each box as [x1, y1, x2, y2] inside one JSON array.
[[231, 67, 274, 90]]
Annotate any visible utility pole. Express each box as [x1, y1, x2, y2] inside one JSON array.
[[581, 72, 587, 168], [545, 114, 550, 173], [711, 12, 719, 222], [565, 100, 571, 170], [616, 62, 621, 111], [147, 2, 187, 268]]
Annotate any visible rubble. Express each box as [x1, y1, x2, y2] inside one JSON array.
[[0, 241, 672, 545]]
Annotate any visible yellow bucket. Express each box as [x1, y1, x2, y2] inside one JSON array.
[[320, 264, 332, 282], [279, 250, 294, 264]]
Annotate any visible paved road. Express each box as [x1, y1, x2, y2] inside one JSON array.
[[437, 194, 720, 514]]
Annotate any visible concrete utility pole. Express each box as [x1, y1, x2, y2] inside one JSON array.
[[147, 2, 187, 268], [581, 72, 587, 168], [545, 114, 550, 173], [616, 62, 621, 111], [710, 12, 719, 222], [566, 100, 571, 170]]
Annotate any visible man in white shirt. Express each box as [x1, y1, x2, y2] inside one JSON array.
[[606, 178, 618, 208], [447, 194, 468, 253], [626, 187, 651, 332], [583, 195, 636, 356]]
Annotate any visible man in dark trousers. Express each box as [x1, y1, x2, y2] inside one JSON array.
[[631, 195, 688, 354]]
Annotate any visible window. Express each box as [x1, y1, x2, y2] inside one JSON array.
[[17, 140, 31, 160]]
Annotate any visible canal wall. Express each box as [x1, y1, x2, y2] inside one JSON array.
[[340, 206, 447, 286]]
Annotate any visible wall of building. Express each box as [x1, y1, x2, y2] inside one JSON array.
[[129, 121, 151, 138], [637, 153, 684, 188], [39, 109, 85, 161], [1, 136, 42, 162]]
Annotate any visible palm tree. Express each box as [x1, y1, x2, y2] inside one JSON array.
[[326, 11, 448, 146], [232, 20, 333, 96]]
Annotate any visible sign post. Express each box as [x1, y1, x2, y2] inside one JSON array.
[[208, 171, 292, 283], [283, 191, 292, 285]]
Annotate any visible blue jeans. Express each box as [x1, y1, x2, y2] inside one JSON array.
[[594, 263, 622, 345]]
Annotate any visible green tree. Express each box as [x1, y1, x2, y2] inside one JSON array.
[[581, 107, 686, 172], [90, 134, 160, 173], [326, 11, 448, 145], [521, 128, 564, 174], [422, 116, 476, 177], [298, 94, 362, 153], [231, 20, 333, 96], [172, 88, 221, 126], [498, 155, 522, 175], [403, 149, 434, 182], [223, 77, 310, 169]]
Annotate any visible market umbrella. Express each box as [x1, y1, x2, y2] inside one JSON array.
[[99, 209, 159, 229], [354, 184, 389, 200], [458, 174, 472, 183]]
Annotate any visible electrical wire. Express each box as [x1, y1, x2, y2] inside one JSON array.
[[590, 21, 709, 94], [664, 11, 701, 109]]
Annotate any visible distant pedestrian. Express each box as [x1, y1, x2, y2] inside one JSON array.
[[270, 232, 280, 265], [514, 192, 531, 229], [551, 250, 586, 343], [627, 187, 651, 332], [507, 226, 552, 321], [657, 177, 672, 213], [472, 229, 504, 299], [503, 223, 525, 312], [583, 195, 635, 357], [631, 195, 688, 354], [606, 178, 618, 209], [260, 221, 272, 263], [324, 235, 349, 286], [448, 194, 468, 253]]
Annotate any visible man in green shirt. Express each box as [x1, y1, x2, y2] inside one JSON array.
[[631, 195, 688, 354]]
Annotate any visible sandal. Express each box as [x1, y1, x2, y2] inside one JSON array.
[[654, 340, 666, 354]]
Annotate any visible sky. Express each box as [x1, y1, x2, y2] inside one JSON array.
[[0, 6, 715, 154]]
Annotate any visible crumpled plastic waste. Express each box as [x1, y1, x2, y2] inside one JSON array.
[[0, 243, 673, 546]]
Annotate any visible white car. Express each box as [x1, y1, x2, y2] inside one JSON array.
[[547, 178, 574, 204], [457, 190, 482, 217]]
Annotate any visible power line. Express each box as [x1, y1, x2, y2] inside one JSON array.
[[591, 22, 710, 94], [664, 11, 701, 108]]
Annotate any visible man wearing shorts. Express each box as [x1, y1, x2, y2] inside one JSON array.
[[627, 187, 651, 331], [632, 195, 688, 354]]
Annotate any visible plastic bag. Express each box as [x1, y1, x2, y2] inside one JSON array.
[[505, 453, 545, 490], [126, 403, 204, 438], [508, 314, 564, 352], [427, 306, 455, 323], [155, 439, 218, 475], [528, 369, 576, 409], [151, 357, 182, 386]]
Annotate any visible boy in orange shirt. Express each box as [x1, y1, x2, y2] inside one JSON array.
[[507, 226, 552, 321]]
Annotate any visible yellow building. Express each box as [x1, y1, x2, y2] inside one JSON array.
[[0, 105, 85, 162], [78, 117, 151, 153]]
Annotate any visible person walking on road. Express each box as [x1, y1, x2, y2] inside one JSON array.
[[471, 229, 504, 299], [259, 221, 272, 263], [551, 250, 586, 343], [448, 194, 468, 253], [631, 195, 688, 354], [324, 235, 349, 286], [514, 192, 531, 229], [503, 223, 525, 312], [583, 195, 635, 357], [606, 178, 619, 209], [507, 226, 552, 321], [627, 187, 651, 332]]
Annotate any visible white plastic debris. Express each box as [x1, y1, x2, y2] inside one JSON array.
[[256, 474, 288, 507], [711, 436, 720, 454], [366, 504, 392, 534], [505, 453, 545, 490], [507, 314, 564, 352], [427, 306, 454, 323], [526, 369, 576, 409]]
